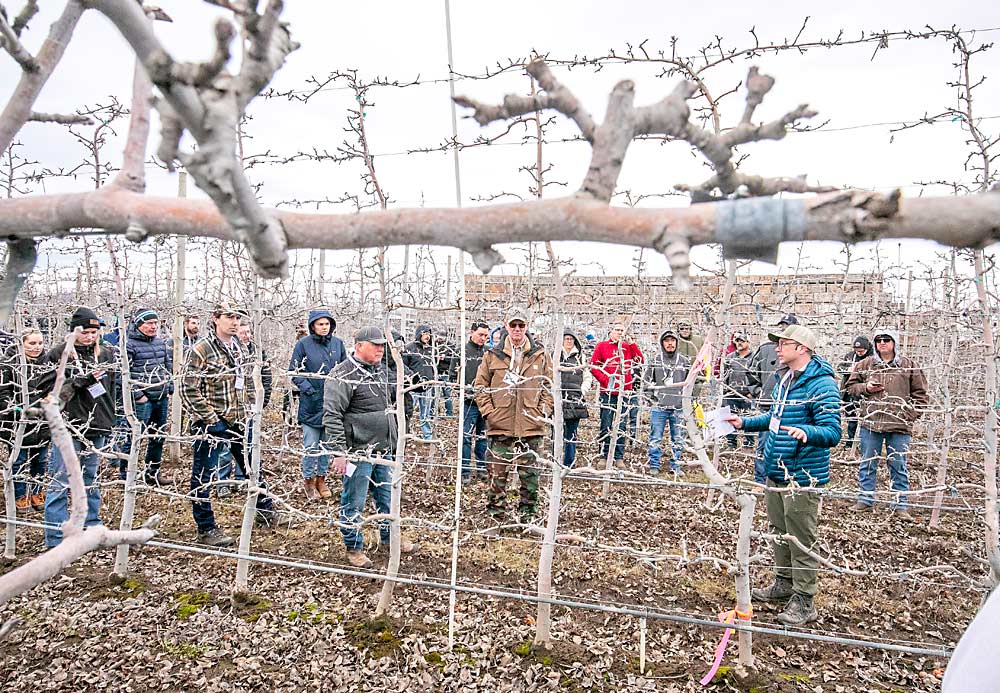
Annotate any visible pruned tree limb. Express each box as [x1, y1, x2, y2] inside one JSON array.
[[90, 0, 296, 279], [0, 1, 85, 155], [0, 238, 36, 324], [0, 6, 38, 72], [456, 60, 826, 201], [11, 1, 39, 37], [110, 56, 152, 192], [0, 187, 996, 262], [26, 111, 93, 125]]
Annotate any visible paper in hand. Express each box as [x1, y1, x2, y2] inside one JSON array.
[[704, 406, 736, 439], [345, 462, 358, 478]]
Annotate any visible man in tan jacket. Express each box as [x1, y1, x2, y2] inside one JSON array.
[[844, 327, 929, 520], [474, 308, 554, 528]]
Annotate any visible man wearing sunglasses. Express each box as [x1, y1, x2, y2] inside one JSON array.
[[726, 324, 841, 626], [844, 328, 928, 520], [474, 308, 553, 530]]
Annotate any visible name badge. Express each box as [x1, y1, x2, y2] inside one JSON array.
[[235, 373, 245, 391], [769, 415, 781, 434], [87, 381, 107, 399]]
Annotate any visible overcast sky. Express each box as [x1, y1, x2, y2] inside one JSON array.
[[3, 1, 998, 301]]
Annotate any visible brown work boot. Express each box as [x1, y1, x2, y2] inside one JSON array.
[[851, 501, 872, 512], [315, 476, 332, 499], [15, 496, 30, 513], [304, 477, 320, 501], [346, 550, 373, 569], [30, 493, 45, 511], [893, 508, 914, 522]]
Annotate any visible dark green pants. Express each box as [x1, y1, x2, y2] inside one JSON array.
[[486, 435, 542, 519], [765, 480, 821, 597]]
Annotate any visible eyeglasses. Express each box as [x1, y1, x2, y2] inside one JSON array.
[[874, 337, 894, 344], [508, 322, 527, 329], [735, 338, 748, 343], [776, 339, 801, 350]]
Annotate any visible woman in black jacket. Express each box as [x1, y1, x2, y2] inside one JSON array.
[[0, 329, 51, 512], [560, 330, 590, 467]]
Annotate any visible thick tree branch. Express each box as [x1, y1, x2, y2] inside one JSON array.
[[0, 6, 38, 71], [0, 238, 36, 324], [11, 1, 39, 37], [456, 60, 826, 201], [26, 111, 93, 125], [0, 188, 996, 270], [110, 57, 152, 192], [90, 0, 295, 279], [0, 1, 84, 154]]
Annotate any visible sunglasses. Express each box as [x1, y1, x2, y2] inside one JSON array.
[[874, 337, 894, 344], [508, 322, 527, 329]]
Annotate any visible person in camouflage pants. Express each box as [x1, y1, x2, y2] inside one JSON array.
[[486, 435, 543, 520], [473, 308, 554, 529]]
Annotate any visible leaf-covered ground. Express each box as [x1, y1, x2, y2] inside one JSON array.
[[0, 415, 980, 691]]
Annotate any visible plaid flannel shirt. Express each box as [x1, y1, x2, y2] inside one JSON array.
[[181, 333, 253, 426]]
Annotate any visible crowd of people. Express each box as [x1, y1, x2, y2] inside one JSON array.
[[0, 302, 931, 626]]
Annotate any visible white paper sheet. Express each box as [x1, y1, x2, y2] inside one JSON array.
[[704, 406, 736, 439]]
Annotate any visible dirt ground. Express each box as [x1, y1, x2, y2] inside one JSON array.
[[0, 411, 981, 691]]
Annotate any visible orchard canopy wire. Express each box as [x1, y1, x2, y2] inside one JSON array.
[[0, 2, 998, 691]]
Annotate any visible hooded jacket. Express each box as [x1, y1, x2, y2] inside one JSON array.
[[33, 339, 118, 437], [643, 331, 690, 410], [844, 329, 929, 434], [839, 336, 874, 393], [125, 321, 174, 401], [0, 344, 51, 449], [323, 353, 398, 455], [473, 330, 554, 438], [590, 337, 643, 394], [723, 347, 755, 400], [559, 331, 589, 421], [676, 329, 705, 361], [742, 355, 842, 486], [403, 324, 436, 392], [288, 309, 347, 428]]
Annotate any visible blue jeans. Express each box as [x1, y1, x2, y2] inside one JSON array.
[[339, 455, 392, 551], [13, 444, 49, 499], [440, 377, 454, 417], [191, 423, 271, 534], [626, 393, 640, 440], [461, 401, 487, 478], [599, 392, 627, 461], [858, 428, 911, 509], [563, 417, 581, 467], [300, 423, 329, 479], [44, 436, 107, 547], [415, 391, 434, 440], [120, 396, 170, 478], [648, 408, 684, 470], [754, 430, 769, 483], [216, 443, 247, 483]]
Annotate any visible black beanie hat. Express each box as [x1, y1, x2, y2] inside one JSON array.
[[69, 306, 102, 330]]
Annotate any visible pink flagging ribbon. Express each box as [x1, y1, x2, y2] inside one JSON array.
[[699, 607, 752, 686]]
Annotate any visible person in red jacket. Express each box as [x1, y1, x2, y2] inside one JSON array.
[[590, 323, 644, 462]]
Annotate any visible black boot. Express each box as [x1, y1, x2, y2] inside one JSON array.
[[751, 575, 794, 603]]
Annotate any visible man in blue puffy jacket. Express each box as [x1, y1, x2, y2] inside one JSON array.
[[288, 308, 346, 501], [727, 324, 841, 627]]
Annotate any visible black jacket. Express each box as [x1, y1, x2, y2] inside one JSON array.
[[323, 354, 398, 455], [0, 346, 51, 449], [33, 340, 118, 437], [560, 331, 589, 421], [461, 339, 487, 402], [403, 325, 436, 392]]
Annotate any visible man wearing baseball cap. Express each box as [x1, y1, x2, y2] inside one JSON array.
[[726, 323, 841, 626], [747, 313, 799, 482], [324, 325, 418, 568], [722, 331, 756, 449], [474, 307, 554, 531], [844, 328, 928, 520]]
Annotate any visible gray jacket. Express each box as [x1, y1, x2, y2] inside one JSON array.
[[323, 353, 398, 456], [748, 340, 780, 409], [643, 344, 689, 410], [723, 351, 755, 399]]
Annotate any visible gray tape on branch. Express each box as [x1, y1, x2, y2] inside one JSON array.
[[714, 197, 807, 264]]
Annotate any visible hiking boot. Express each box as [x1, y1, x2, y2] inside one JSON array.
[[893, 508, 914, 522], [752, 576, 794, 603], [15, 496, 30, 513], [851, 501, 871, 512], [776, 593, 818, 627], [346, 550, 373, 569], [30, 493, 45, 511], [304, 478, 320, 501], [216, 485, 233, 499], [315, 476, 332, 499], [255, 510, 289, 528], [143, 471, 161, 487], [400, 539, 420, 554], [197, 527, 234, 548]]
